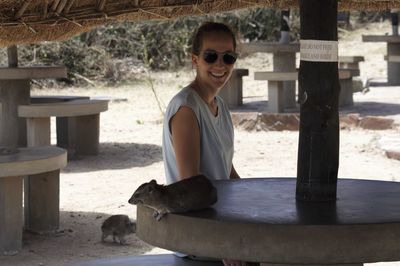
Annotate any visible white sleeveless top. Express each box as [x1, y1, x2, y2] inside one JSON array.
[[162, 86, 234, 184]]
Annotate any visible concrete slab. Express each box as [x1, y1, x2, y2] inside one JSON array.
[[137, 178, 400, 264], [68, 254, 224, 266]]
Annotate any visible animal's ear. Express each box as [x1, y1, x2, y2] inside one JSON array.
[[146, 180, 156, 192]]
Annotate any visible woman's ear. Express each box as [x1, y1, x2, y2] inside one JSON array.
[[191, 54, 198, 67]]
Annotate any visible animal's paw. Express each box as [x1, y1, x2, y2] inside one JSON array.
[[155, 213, 165, 221], [152, 210, 159, 219]]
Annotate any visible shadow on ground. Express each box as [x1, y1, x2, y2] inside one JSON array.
[[341, 101, 400, 117], [235, 97, 400, 119], [63, 142, 163, 173], [0, 211, 153, 266]]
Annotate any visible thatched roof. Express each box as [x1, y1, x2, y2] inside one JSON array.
[[1, 0, 400, 47]]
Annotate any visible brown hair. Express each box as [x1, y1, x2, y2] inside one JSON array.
[[191, 22, 237, 56]]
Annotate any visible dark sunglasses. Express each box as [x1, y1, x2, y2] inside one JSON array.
[[201, 50, 238, 65]]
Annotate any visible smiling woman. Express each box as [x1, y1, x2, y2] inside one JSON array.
[[161, 22, 247, 266]]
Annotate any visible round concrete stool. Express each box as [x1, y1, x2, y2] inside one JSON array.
[[0, 146, 67, 254], [137, 178, 400, 265]]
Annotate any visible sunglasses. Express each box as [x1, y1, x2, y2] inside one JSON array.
[[201, 50, 238, 65]]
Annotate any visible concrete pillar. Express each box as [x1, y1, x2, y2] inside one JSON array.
[[57, 115, 100, 157], [24, 170, 60, 232], [25, 117, 59, 233], [0, 80, 30, 150], [339, 77, 353, 107], [74, 114, 100, 155], [268, 81, 285, 113], [387, 43, 400, 85], [26, 117, 51, 147], [273, 52, 296, 109], [0, 176, 23, 254], [219, 69, 249, 108]]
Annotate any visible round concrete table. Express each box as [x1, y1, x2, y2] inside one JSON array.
[[137, 178, 400, 265]]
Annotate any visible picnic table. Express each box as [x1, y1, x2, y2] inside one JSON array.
[[137, 178, 400, 265], [362, 35, 400, 85], [242, 42, 299, 109], [0, 59, 69, 253]]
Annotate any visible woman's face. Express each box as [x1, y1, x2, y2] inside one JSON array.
[[192, 32, 236, 94]]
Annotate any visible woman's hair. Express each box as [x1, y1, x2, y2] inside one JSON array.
[[191, 22, 237, 55]]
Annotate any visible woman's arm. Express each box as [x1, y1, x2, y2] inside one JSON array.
[[170, 106, 200, 180]]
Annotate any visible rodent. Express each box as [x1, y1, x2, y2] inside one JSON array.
[[128, 175, 218, 221], [101, 214, 136, 244]]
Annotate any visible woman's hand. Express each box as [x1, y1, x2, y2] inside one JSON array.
[[222, 259, 248, 266]]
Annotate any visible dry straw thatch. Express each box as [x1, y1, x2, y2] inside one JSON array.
[[0, 0, 400, 46]]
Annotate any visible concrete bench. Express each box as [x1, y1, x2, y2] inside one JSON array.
[[219, 69, 249, 108], [338, 56, 364, 77], [384, 55, 400, 62], [254, 70, 353, 112], [19, 98, 109, 156], [17, 99, 107, 233], [30, 95, 93, 155], [0, 146, 67, 251]]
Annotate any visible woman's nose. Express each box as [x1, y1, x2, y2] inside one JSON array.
[[215, 55, 225, 67]]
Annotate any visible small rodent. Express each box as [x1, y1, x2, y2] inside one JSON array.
[[101, 214, 136, 244], [128, 175, 218, 221]]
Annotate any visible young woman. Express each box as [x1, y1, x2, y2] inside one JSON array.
[[162, 22, 248, 266]]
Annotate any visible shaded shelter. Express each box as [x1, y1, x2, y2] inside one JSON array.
[[0, 0, 399, 46], [1, 0, 400, 264]]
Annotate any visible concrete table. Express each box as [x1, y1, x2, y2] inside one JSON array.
[[362, 35, 400, 85], [0, 64, 68, 252], [0, 146, 67, 254], [219, 69, 249, 108], [242, 42, 300, 109], [137, 178, 400, 266]]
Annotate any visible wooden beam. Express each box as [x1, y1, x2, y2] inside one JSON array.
[[64, 0, 75, 13], [56, 0, 68, 14], [296, 0, 339, 201], [97, 0, 107, 11], [15, 1, 31, 19], [42, 0, 48, 19], [51, 0, 60, 11]]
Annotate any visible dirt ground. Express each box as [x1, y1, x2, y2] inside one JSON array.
[[1, 21, 400, 266]]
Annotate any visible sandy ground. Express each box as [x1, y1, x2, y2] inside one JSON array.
[[1, 21, 400, 266]]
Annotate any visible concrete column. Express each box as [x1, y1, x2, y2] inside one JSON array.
[[0, 80, 30, 150], [387, 43, 400, 85], [339, 77, 353, 107], [57, 115, 100, 157], [24, 170, 60, 232], [74, 114, 100, 155], [0, 176, 23, 254], [25, 117, 59, 233], [26, 117, 51, 147], [268, 81, 284, 113], [273, 52, 297, 109], [219, 69, 249, 108]]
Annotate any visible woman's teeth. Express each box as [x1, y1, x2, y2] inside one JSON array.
[[211, 72, 225, 78]]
